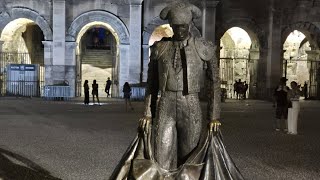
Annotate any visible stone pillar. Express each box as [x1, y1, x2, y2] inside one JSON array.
[[305, 50, 320, 98], [65, 42, 77, 97], [52, 0, 66, 85], [119, 44, 130, 97], [129, 1, 143, 84], [201, 1, 219, 43], [257, 48, 268, 99], [0, 40, 4, 52], [266, 4, 282, 99], [249, 49, 259, 98], [53, 0, 65, 66], [142, 44, 149, 82], [42, 41, 53, 85]]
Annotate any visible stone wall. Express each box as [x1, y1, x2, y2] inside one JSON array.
[[1, 0, 320, 99]]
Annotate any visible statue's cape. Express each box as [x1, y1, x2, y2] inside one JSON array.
[[109, 124, 245, 180]]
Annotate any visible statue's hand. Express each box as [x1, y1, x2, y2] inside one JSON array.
[[139, 116, 152, 133], [208, 119, 221, 133]]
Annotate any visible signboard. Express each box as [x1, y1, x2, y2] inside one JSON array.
[[6, 64, 39, 96]]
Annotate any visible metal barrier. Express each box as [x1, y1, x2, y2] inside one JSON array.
[[43, 85, 71, 101], [131, 87, 145, 101]]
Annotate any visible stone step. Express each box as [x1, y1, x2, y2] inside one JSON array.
[[81, 49, 114, 68]]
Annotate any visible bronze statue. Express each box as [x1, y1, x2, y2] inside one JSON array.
[[110, 2, 244, 179], [143, 2, 214, 170]]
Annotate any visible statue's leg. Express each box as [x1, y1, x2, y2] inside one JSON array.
[[154, 92, 177, 170], [176, 93, 202, 166]]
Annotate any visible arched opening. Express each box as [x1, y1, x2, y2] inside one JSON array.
[[0, 18, 45, 96], [220, 27, 259, 99], [149, 24, 173, 46], [283, 30, 311, 97], [76, 22, 119, 98]]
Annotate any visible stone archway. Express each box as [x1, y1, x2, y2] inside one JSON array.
[[66, 11, 129, 44], [217, 19, 266, 99], [66, 10, 130, 96], [0, 7, 52, 97], [217, 18, 267, 50], [282, 22, 320, 99], [282, 21, 320, 50], [0, 7, 52, 41]]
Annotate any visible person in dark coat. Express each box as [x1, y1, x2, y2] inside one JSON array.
[[92, 80, 100, 105], [123, 82, 133, 111], [83, 80, 89, 105], [105, 77, 112, 97], [273, 77, 290, 132]]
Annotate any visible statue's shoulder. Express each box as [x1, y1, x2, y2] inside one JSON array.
[[151, 37, 172, 59], [152, 37, 172, 48], [194, 37, 216, 61]]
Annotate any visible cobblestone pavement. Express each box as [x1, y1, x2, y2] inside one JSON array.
[[0, 97, 319, 180]]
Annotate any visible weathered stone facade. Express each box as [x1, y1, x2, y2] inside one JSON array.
[[0, 0, 320, 99]]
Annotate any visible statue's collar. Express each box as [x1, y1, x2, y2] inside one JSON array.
[[173, 35, 191, 47]]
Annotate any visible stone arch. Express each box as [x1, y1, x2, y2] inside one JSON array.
[[217, 18, 267, 50], [282, 21, 320, 50], [0, 7, 52, 41], [66, 10, 129, 44], [143, 16, 168, 45]]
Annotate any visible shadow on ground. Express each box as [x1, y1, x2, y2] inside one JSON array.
[[0, 148, 61, 180]]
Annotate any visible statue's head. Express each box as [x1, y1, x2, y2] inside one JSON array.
[[160, 2, 201, 41]]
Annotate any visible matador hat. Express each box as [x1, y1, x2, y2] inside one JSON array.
[[160, 2, 202, 25]]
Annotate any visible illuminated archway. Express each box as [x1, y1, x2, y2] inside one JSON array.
[[220, 27, 259, 99], [76, 22, 119, 97], [0, 18, 45, 96], [67, 11, 130, 97], [283, 30, 311, 96]]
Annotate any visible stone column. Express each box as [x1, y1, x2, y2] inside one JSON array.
[[119, 44, 130, 97], [257, 48, 268, 99], [65, 42, 77, 97], [42, 41, 53, 85], [142, 44, 149, 82], [305, 50, 320, 98], [0, 40, 4, 52], [129, 1, 143, 84], [52, 0, 66, 84], [201, 1, 219, 43], [249, 49, 259, 98], [266, 4, 282, 98]]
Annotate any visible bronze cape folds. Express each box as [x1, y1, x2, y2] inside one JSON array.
[[109, 120, 244, 180]]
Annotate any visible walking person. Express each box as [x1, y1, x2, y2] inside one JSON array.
[[123, 82, 133, 111], [105, 77, 112, 97], [243, 81, 248, 99], [287, 81, 301, 135], [273, 77, 290, 132], [83, 80, 89, 105], [92, 80, 100, 105]]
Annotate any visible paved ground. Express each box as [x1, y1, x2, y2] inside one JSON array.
[[0, 97, 319, 180]]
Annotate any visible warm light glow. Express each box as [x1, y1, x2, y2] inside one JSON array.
[[283, 30, 310, 85], [225, 27, 251, 49], [0, 18, 35, 53], [149, 24, 173, 45], [285, 30, 306, 44]]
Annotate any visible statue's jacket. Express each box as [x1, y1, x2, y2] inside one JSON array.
[[147, 36, 215, 95]]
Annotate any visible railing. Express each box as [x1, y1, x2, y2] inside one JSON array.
[[4, 80, 40, 97], [43, 85, 71, 101], [131, 87, 146, 101]]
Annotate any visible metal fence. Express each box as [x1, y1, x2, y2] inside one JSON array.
[[131, 87, 146, 101], [0, 52, 44, 97], [43, 85, 71, 101]]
